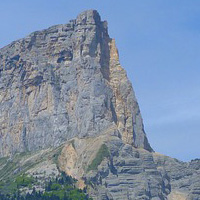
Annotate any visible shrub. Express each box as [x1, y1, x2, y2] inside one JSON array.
[[15, 174, 34, 187], [50, 183, 62, 191]]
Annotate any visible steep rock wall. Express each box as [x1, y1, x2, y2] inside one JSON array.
[[0, 10, 151, 157]]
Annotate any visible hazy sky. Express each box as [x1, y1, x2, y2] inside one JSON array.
[[0, 0, 199, 161]]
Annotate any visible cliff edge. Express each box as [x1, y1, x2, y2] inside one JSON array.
[[0, 10, 199, 200]]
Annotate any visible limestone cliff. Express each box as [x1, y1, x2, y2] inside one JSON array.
[[0, 10, 199, 200], [0, 10, 151, 157]]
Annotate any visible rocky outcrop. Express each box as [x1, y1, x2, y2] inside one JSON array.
[[0, 9, 199, 200], [57, 134, 200, 200], [57, 134, 169, 200], [0, 10, 151, 157], [153, 155, 200, 200]]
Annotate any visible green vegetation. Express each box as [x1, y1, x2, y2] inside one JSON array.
[[0, 174, 35, 195], [0, 146, 63, 182], [0, 172, 92, 200], [0, 150, 48, 195], [0, 157, 8, 166], [15, 175, 34, 187], [49, 183, 62, 191], [87, 144, 110, 172], [0, 145, 93, 199], [0, 146, 92, 199], [0, 152, 38, 181]]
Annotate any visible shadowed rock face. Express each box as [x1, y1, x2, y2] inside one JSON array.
[[0, 10, 152, 157]]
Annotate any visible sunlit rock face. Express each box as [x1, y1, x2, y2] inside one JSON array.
[[0, 10, 200, 200], [0, 10, 152, 157]]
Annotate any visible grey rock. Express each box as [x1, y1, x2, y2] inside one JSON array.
[[0, 9, 151, 157], [84, 139, 200, 200], [153, 154, 200, 200], [0, 9, 199, 200], [85, 138, 169, 200]]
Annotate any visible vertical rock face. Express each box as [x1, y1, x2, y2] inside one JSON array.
[[0, 10, 152, 157], [1, 10, 200, 200]]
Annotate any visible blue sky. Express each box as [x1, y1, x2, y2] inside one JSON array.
[[0, 0, 199, 161]]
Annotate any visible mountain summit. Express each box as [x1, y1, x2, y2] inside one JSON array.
[[0, 9, 152, 157], [0, 10, 199, 200]]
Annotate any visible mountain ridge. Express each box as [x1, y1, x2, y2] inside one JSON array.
[[0, 9, 199, 200], [0, 9, 152, 158]]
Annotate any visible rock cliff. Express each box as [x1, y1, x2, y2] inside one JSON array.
[[0, 10, 151, 157], [0, 10, 199, 200]]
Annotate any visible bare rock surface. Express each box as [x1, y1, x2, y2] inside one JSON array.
[[0, 10, 151, 157], [0, 10, 199, 200]]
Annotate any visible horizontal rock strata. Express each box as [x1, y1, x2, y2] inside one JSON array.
[[0, 9, 199, 200]]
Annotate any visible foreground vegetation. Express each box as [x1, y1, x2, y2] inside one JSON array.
[[0, 172, 92, 200]]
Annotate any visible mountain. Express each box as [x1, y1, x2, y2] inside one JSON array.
[[0, 10, 199, 200]]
